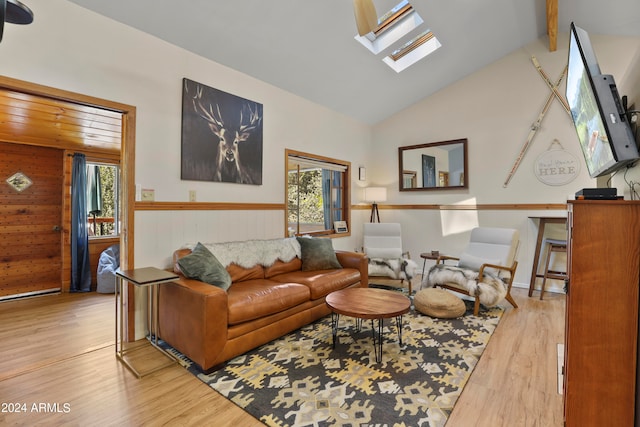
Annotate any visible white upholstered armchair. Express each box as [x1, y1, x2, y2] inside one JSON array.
[[363, 223, 417, 295], [422, 227, 519, 315]]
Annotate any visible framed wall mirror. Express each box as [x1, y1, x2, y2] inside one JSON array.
[[398, 138, 468, 191]]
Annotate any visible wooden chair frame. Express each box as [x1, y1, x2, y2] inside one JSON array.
[[434, 255, 519, 316]]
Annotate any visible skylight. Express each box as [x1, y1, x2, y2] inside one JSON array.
[[371, 1, 414, 39], [383, 30, 441, 72], [354, 0, 423, 55], [354, 1, 440, 72]]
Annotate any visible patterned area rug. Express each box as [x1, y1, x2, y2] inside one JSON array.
[[164, 303, 503, 426]]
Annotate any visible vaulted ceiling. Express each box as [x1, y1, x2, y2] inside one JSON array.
[[67, 0, 640, 125]]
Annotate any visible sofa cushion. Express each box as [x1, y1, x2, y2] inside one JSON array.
[[296, 237, 342, 271], [264, 258, 303, 278], [226, 263, 265, 282], [177, 242, 232, 290], [271, 268, 360, 300], [227, 280, 310, 325]]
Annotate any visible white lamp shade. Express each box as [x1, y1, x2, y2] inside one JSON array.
[[364, 187, 387, 202]]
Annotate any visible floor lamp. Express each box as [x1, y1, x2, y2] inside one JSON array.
[[364, 187, 387, 223]]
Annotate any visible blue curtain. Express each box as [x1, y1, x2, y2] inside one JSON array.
[[71, 153, 91, 292], [322, 169, 331, 230]]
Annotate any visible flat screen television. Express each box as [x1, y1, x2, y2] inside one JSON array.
[[566, 22, 639, 178]]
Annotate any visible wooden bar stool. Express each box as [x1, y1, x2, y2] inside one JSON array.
[[539, 238, 567, 300], [527, 216, 567, 296]]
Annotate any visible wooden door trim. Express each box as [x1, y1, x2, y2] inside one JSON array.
[[0, 75, 136, 339]]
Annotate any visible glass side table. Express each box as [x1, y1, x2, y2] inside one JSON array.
[[115, 267, 179, 378]]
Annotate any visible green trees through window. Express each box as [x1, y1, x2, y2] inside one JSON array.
[[286, 150, 350, 236], [287, 169, 324, 226], [87, 163, 119, 237]]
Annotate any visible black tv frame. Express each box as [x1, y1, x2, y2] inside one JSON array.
[[566, 22, 639, 178]]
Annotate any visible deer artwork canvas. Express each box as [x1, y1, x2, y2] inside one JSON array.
[[181, 78, 263, 185]]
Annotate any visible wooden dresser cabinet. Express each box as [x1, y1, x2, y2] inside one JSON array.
[[565, 200, 640, 426]]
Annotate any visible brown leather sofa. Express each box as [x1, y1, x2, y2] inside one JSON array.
[[158, 245, 368, 372]]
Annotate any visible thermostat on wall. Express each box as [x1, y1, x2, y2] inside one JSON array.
[[334, 221, 348, 233]]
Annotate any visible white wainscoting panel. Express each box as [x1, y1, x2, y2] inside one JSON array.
[[134, 209, 285, 269]]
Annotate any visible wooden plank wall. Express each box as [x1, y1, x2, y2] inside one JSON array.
[[0, 88, 122, 152], [0, 143, 63, 296], [0, 84, 122, 295]]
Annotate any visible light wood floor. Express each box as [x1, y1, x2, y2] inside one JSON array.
[[0, 287, 565, 426]]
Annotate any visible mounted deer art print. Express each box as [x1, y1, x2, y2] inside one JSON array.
[[181, 78, 263, 185]]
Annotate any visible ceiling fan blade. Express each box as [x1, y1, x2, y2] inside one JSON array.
[[353, 0, 378, 36], [6, 0, 33, 25]]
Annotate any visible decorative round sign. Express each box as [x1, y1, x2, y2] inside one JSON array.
[[534, 140, 580, 186]]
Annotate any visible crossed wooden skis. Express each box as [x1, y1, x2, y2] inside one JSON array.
[[503, 56, 571, 188]]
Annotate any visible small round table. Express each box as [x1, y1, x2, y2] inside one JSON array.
[[420, 251, 441, 277], [326, 288, 411, 363]]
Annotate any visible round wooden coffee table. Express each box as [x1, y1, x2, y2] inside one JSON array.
[[326, 287, 411, 363]]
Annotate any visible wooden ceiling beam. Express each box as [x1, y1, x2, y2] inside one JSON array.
[[546, 0, 558, 51]]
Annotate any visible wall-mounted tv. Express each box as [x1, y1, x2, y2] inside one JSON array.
[[566, 22, 639, 178]]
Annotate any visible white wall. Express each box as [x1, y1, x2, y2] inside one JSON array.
[[610, 37, 640, 194], [0, 0, 371, 266], [1, 1, 639, 295], [367, 33, 640, 291]]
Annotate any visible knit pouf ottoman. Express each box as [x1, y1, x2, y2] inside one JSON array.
[[414, 288, 467, 318]]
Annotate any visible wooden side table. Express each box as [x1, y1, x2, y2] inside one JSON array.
[[420, 251, 440, 278], [326, 288, 410, 363], [115, 267, 179, 378]]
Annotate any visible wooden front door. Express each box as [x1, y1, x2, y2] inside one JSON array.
[[0, 142, 63, 298]]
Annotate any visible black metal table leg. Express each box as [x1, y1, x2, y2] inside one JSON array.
[[331, 314, 404, 364], [331, 312, 339, 348], [396, 315, 404, 347], [371, 318, 384, 363]]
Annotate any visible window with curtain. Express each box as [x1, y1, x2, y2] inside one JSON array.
[[286, 149, 350, 236], [86, 162, 120, 238]]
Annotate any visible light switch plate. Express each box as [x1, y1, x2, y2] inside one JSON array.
[[141, 189, 155, 201]]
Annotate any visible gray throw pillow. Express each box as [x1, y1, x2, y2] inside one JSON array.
[[177, 242, 232, 290], [296, 237, 342, 271]]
